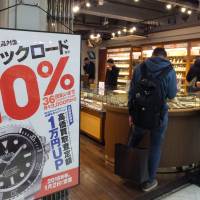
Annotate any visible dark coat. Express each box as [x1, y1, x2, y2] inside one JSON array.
[[186, 60, 200, 83], [105, 66, 119, 90], [186, 59, 200, 92], [83, 61, 95, 80]]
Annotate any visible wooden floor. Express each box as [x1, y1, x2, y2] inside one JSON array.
[[69, 135, 184, 200]]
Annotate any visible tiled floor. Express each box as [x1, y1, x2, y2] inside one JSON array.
[[161, 185, 200, 200]]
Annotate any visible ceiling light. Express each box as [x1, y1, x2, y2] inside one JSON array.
[[118, 31, 121, 35], [90, 34, 95, 39], [132, 26, 137, 31], [166, 4, 172, 10], [112, 32, 115, 37], [187, 10, 192, 15], [129, 26, 136, 33], [181, 7, 186, 13], [98, 0, 104, 6], [73, 5, 80, 13], [97, 33, 101, 38], [123, 28, 127, 33], [134, 0, 139, 2], [86, 2, 91, 8]]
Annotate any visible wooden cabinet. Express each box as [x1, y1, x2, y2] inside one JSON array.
[[81, 107, 106, 143], [104, 105, 200, 168]]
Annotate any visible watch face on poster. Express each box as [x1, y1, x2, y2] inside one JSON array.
[[0, 127, 44, 200]]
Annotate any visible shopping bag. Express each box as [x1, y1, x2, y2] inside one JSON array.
[[115, 143, 149, 184]]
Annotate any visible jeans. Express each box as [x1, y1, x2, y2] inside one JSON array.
[[128, 113, 168, 182]]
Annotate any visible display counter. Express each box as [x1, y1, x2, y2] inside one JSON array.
[[81, 89, 106, 143], [81, 106, 105, 143], [104, 98, 200, 168], [80, 89, 128, 142], [81, 88, 200, 168]]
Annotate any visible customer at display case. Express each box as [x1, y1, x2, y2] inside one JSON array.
[[186, 58, 200, 92], [83, 57, 95, 83], [128, 48, 177, 192], [105, 58, 119, 90]]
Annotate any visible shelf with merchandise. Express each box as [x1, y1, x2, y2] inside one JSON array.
[[119, 72, 130, 76], [107, 47, 131, 53], [107, 47, 132, 90], [142, 50, 153, 59], [165, 43, 188, 93]]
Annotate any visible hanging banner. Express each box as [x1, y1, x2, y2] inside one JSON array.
[[0, 29, 80, 200]]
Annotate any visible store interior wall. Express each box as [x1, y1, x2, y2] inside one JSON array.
[[81, 40, 99, 83]]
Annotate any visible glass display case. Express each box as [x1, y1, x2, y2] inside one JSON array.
[[81, 89, 106, 112], [81, 88, 128, 110], [168, 93, 200, 110], [81, 89, 200, 111]]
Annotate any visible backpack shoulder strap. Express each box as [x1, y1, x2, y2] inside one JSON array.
[[157, 65, 173, 80], [140, 62, 148, 78]]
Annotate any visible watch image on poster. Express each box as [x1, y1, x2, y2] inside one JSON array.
[[0, 29, 80, 200]]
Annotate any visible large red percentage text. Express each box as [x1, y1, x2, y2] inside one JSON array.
[[0, 56, 74, 120]]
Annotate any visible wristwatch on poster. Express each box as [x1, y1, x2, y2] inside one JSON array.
[[0, 116, 50, 200]]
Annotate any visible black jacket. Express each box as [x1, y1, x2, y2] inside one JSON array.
[[186, 65, 200, 83], [105, 66, 119, 90], [186, 63, 200, 92], [83, 61, 95, 80]]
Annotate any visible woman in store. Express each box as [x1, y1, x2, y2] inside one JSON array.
[[186, 58, 200, 92]]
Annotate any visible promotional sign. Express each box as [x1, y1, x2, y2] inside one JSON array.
[[98, 82, 105, 96], [0, 29, 80, 200]]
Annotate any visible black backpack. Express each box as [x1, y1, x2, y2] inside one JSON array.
[[132, 63, 172, 129]]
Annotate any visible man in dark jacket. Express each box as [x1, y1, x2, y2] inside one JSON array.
[[105, 59, 119, 90], [83, 57, 95, 83], [128, 48, 177, 192], [186, 58, 200, 92]]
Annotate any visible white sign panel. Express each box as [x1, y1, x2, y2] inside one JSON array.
[[0, 29, 80, 200]]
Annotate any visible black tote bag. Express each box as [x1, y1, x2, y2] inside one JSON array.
[[114, 144, 149, 184]]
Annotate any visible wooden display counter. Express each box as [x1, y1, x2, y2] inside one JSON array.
[[81, 107, 106, 143], [104, 105, 200, 168]]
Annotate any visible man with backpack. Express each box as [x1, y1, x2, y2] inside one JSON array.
[[128, 48, 177, 192]]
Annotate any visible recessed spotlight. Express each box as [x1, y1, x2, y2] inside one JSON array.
[[118, 31, 121, 35], [73, 5, 80, 13], [97, 33, 101, 38], [86, 2, 91, 8], [132, 26, 137, 31], [123, 28, 127, 33], [129, 26, 137, 33], [134, 0, 139, 2], [187, 10, 192, 15], [166, 4, 172, 10], [90, 34, 95, 39], [98, 0, 104, 6], [181, 7, 186, 13], [112, 32, 116, 37]]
